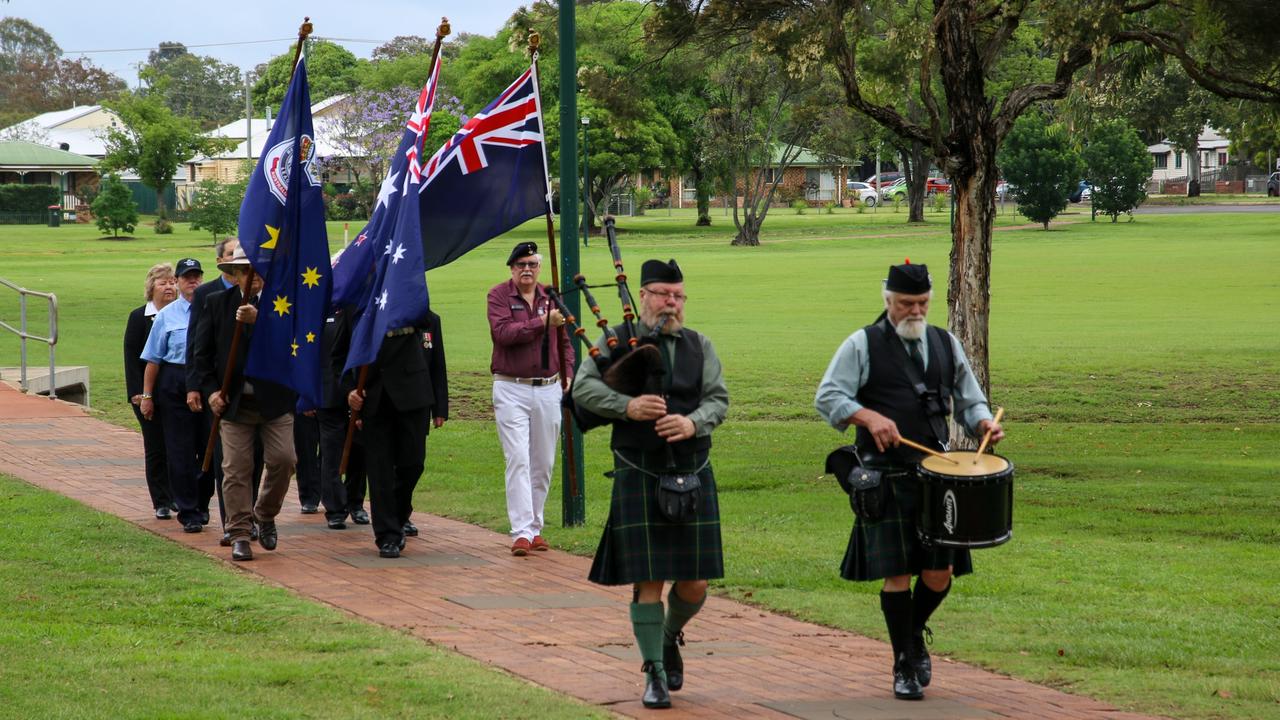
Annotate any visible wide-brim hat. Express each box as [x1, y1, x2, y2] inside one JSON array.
[[217, 246, 252, 273]]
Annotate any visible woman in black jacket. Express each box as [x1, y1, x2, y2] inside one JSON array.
[[123, 263, 178, 518]]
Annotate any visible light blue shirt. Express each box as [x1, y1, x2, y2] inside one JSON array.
[[815, 325, 992, 438], [140, 296, 192, 365]]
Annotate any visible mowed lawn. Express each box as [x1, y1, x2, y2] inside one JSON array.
[[0, 206, 1276, 719]]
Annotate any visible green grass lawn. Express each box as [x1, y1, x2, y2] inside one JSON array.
[[1, 207, 1277, 719], [0, 475, 606, 719]]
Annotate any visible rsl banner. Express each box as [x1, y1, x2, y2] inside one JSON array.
[[237, 55, 331, 407]]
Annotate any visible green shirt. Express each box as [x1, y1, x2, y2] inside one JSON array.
[[572, 321, 729, 437]]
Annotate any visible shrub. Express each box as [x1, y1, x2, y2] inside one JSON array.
[[791, 199, 808, 214], [632, 186, 651, 216], [0, 184, 60, 212], [931, 192, 948, 213], [90, 174, 138, 237], [188, 178, 244, 239], [1083, 120, 1153, 222], [997, 113, 1082, 229], [154, 217, 173, 234], [854, 202, 866, 214], [823, 201, 837, 214]]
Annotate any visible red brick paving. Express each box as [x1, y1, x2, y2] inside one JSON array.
[[0, 381, 1167, 719]]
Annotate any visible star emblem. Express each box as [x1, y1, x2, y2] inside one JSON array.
[[263, 224, 280, 249], [272, 295, 292, 316], [376, 170, 401, 210], [290, 339, 299, 357], [377, 289, 389, 310], [391, 244, 406, 264], [301, 266, 322, 289], [306, 331, 316, 343], [384, 241, 394, 255]]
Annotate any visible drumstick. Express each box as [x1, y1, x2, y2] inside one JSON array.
[[973, 406, 1005, 462], [898, 437, 960, 465]]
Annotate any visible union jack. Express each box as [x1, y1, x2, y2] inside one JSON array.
[[421, 68, 542, 187]]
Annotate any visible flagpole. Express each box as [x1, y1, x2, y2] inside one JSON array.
[[339, 17, 450, 475], [202, 18, 314, 472], [529, 31, 584, 522]]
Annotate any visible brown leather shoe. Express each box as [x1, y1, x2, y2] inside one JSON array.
[[531, 535, 549, 551], [511, 537, 532, 556]]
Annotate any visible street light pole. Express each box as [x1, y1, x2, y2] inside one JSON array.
[[559, 1, 585, 526]]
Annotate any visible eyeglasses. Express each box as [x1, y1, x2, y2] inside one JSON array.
[[644, 289, 687, 302], [513, 261, 540, 269]]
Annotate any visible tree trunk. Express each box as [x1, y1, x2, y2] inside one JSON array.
[[947, 154, 999, 399], [154, 185, 167, 220], [732, 214, 762, 245], [906, 142, 928, 222], [1186, 137, 1201, 197], [694, 164, 712, 226]]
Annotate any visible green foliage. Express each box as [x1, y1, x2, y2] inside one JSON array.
[[930, 192, 947, 213], [153, 217, 173, 234], [631, 186, 651, 216], [1083, 120, 1154, 222], [90, 174, 137, 237], [98, 93, 236, 218], [0, 184, 59, 212], [998, 114, 1082, 228], [252, 40, 364, 108], [188, 178, 245, 239], [791, 199, 808, 214], [139, 42, 244, 129], [823, 200, 837, 214]]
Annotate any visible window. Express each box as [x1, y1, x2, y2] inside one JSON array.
[[1154, 153, 1168, 169], [1218, 152, 1228, 166], [762, 168, 777, 184], [1175, 153, 1182, 169]]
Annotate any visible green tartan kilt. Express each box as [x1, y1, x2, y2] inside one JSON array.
[[841, 470, 974, 582], [588, 448, 724, 586]]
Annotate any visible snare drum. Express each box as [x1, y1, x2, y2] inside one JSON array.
[[916, 451, 1014, 549]]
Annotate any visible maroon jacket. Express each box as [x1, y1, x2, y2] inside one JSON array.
[[487, 279, 574, 378]]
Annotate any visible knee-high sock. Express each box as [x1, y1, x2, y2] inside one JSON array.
[[630, 601, 667, 680], [912, 577, 950, 633], [665, 585, 706, 645], [880, 589, 913, 664]]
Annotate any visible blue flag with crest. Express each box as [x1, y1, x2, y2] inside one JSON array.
[[236, 56, 330, 406], [331, 58, 441, 372]]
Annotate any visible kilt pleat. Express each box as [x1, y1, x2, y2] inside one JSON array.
[[588, 449, 724, 586], [841, 471, 973, 581]]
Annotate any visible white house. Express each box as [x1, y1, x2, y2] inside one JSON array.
[[1147, 126, 1230, 183]]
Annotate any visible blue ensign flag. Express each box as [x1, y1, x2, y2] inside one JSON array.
[[416, 65, 550, 270], [332, 58, 442, 372], [236, 56, 330, 406]]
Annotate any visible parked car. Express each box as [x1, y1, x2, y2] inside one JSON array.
[[845, 180, 879, 206], [879, 178, 908, 201], [1267, 172, 1279, 197], [925, 177, 951, 195], [996, 180, 1010, 200], [863, 171, 903, 189], [1069, 180, 1092, 203]]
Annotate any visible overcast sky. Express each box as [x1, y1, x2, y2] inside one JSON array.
[[8, 0, 531, 84]]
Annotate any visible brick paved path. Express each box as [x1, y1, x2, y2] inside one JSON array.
[[0, 382, 1165, 720]]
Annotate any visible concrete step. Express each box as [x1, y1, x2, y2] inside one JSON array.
[[0, 366, 90, 406]]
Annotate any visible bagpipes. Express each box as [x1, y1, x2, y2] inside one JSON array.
[[554, 216, 669, 431]]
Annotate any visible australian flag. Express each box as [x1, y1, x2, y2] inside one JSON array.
[[332, 56, 442, 372], [236, 56, 330, 406], [417, 65, 550, 269]]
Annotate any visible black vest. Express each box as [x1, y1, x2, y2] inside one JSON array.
[[609, 324, 712, 461], [855, 317, 955, 465]]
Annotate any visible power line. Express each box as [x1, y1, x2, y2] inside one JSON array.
[[62, 35, 387, 56]]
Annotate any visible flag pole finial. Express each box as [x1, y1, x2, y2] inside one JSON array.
[[528, 31, 541, 57], [438, 17, 451, 39], [299, 17, 313, 39]]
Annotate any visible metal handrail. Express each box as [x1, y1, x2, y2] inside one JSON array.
[[0, 276, 59, 399]]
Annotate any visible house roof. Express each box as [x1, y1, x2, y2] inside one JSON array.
[[12, 105, 103, 130], [0, 140, 99, 169], [774, 145, 854, 167], [1148, 126, 1230, 153]]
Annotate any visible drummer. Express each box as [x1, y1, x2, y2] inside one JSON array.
[[814, 260, 1003, 701]]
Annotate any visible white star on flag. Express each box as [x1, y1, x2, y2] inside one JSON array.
[[377, 289, 389, 310], [375, 171, 400, 210], [384, 241, 394, 255], [392, 244, 406, 264]]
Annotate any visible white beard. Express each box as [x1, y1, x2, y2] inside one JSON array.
[[895, 317, 926, 340]]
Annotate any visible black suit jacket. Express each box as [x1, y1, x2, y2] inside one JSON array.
[[186, 277, 231, 392], [351, 310, 448, 422], [123, 304, 154, 400], [321, 306, 355, 410], [191, 287, 296, 422]]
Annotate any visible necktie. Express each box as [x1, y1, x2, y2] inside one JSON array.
[[908, 339, 925, 374]]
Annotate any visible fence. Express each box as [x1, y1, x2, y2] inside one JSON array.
[[0, 276, 59, 399]]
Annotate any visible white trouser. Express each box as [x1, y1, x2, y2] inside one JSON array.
[[493, 380, 562, 540]]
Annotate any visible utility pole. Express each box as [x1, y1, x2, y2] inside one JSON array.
[[244, 70, 253, 160], [559, 0, 585, 526]]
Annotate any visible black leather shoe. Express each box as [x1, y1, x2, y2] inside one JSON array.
[[663, 632, 685, 692], [258, 520, 277, 551], [351, 509, 370, 525], [154, 507, 171, 520], [300, 504, 319, 514], [199, 511, 210, 525], [250, 523, 259, 541], [378, 543, 401, 559], [893, 653, 924, 700], [327, 518, 347, 530], [403, 521, 418, 537], [911, 627, 933, 687], [219, 532, 233, 547], [232, 540, 253, 561], [397, 535, 406, 551], [641, 662, 671, 709], [182, 521, 203, 534]]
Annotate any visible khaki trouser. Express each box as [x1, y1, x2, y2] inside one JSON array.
[[221, 403, 295, 541]]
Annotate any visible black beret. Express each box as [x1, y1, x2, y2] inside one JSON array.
[[506, 241, 538, 266], [885, 261, 931, 294], [640, 258, 683, 286]]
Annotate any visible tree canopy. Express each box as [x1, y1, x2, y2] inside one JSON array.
[[140, 42, 245, 130], [252, 40, 365, 109], [1083, 119, 1153, 222], [998, 114, 1081, 229], [0, 18, 126, 127]]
